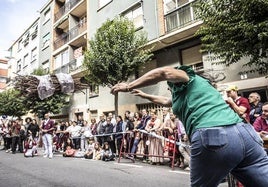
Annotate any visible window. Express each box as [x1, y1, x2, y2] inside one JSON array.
[[54, 49, 69, 70], [89, 85, 99, 97], [42, 60, 49, 73], [164, 0, 191, 14], [123, 4, 144, 29], [43, 8, 51, 24], [42, 33, 50, 49], [98, 0, 112, 9], [164, 0, 196, 32], [23, 54, 29, 67], [17, 60, 22, 72], [18, 39, 22, 51], [181, 45, 203, 71], [31, 24, 38, 39], [31, 47, 37, 62], [23, 32, 30, 46]]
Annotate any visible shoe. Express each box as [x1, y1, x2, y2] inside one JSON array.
[[184, 167, 190, 171], [48, 154, 53, 159], [43, 154, 48, 158], [5, 150, 10, 153]]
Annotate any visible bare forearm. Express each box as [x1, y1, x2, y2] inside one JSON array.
[[128, 67, 189, 90], [140, 93, 172, 107]]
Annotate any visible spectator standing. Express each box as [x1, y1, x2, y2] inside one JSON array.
[[66, 121, 82, 150], [41, 113, 55, 159], [104, 118, 116, 154], [225, 85, 251, 123], [11, 120, 21, 154], [27, 119, 40, 143], [139, 109, 151, 162], [2, 120, 12, 152], [248, 92, 263, 124], [96, 114, 106, 146], [115, 115, 124, 157], [24, 117, 32, 135], [80, 120, 92, 151], [90, 118, 98, 141], [145, 109, 163, 165]]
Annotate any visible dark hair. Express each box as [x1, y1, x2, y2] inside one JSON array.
[[263, 102, 268, 106], [25, 117, 32, 123], [117, 115, 123, 121]]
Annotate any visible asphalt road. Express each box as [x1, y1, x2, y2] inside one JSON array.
[[0, 146, 229, 187], [0, 149, 191, 187]]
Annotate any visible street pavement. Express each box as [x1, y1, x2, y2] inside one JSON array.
[[0, 146, 228, 187]]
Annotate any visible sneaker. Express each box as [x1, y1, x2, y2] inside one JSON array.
[[5, 149, 10, 153], [48, 155, 53, 159], [184, 167, 190, 171], [43, 154, 48, 158]]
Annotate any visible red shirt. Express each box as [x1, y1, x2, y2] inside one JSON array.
[[235, 97, 250, 123], [253, 117, 268, 132]]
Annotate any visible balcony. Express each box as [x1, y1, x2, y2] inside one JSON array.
[[54, 32, 69, 50], [69, 18, 87, 41], [165, 1, 198, 33], [53, 55, 84, 74], [54, 19, 87, 50], [54, 0, 83, 22]]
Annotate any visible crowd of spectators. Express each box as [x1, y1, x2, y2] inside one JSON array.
[[0, 88, 267, 172]]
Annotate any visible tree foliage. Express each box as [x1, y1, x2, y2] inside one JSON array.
[[195, 0, 268, 75], [0, 89, 27, 117], [83, 16, 153, 87], [83, 16, 153, 115]]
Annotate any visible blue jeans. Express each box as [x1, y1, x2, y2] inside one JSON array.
[[190, 122, 268, 187]]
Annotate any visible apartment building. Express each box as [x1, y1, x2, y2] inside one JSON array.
[[0, 58, 8, 91], [52, 0, 87, 120], [9, 18, 41, 78], [6, 0, 268, 121], [39, 0, 54, 73]]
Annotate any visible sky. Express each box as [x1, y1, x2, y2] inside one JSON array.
[[0, 0, 48, 58]]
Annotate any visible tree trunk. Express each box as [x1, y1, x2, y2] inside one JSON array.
[[114, 92, 118, 116]]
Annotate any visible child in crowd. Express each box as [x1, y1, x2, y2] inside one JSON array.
[[93, 142, 102, 160], [101, 142, 115, 161], [62, 137, 76, 157], [24, 136, 37, 157], [84, 137, 95, 159]]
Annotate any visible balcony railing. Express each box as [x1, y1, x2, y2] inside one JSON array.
[[164, 2, 198, 33], [54, 0, 82, 22], [69, 18, 87, 41], [54, 19, 87, 50], [53, 56, 84, 74]]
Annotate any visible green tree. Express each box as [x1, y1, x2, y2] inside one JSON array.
[[83, 16, 153, 115], [195, 0, 268, 75], [0, 89, 27, 117]]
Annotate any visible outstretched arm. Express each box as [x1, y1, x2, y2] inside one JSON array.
[[111, 66, 189, 94], [131, 89, 172, 107]]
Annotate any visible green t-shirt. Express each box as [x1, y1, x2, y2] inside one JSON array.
[[167, 66, 242, 136]]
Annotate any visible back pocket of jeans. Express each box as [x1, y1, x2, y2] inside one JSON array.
[[201, 128, 228, 151]]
